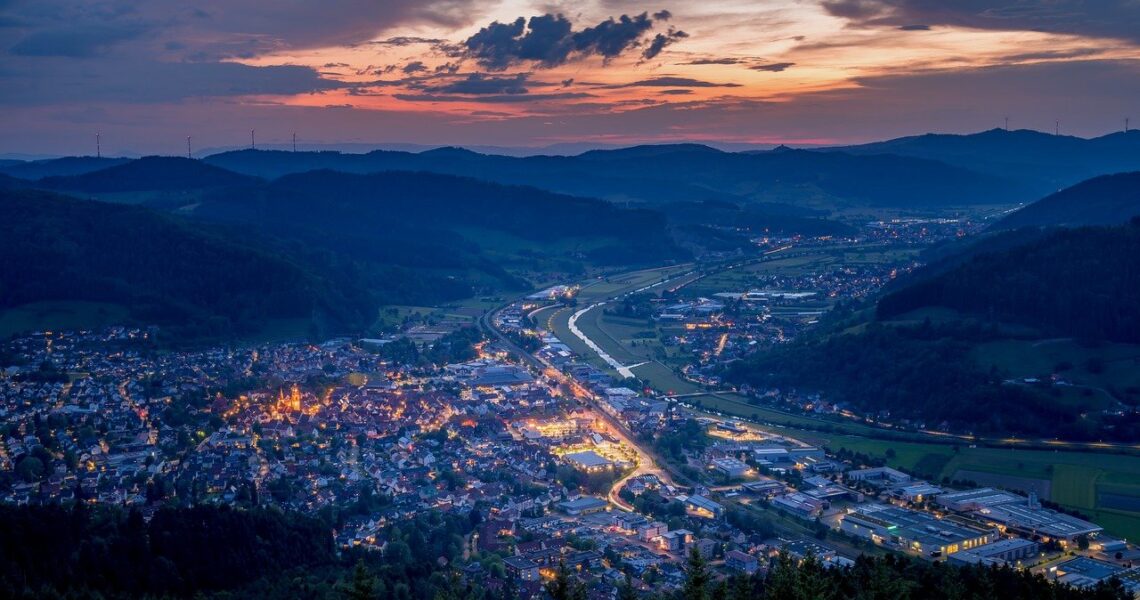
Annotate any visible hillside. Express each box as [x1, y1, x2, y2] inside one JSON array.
[[203, 145, 1029, 209], [39, 156, 259, 192], [726, 221, 1140, 440], [0, 189, 374, 340], [3, 161, 711, 338], [995, 172, 1140, 229], [877, 222, 1140, 343], [835, 129, 1140, 196], [186, 169, 688, 274]]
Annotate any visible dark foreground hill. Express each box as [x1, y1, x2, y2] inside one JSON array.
[[0, 503, 1126, 600], [726, 220, 1140, 440], [0, 189, 374, 340], [995, 172, 1140, 229]]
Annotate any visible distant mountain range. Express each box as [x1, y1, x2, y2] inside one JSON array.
[[4, 130, 1138, 342], [0, 156, 130, 180], [0, 144, 1030, 210], [7, 129, 1138, 211], [197, 145, 1028, 209], [833, 128, 1140, 195]]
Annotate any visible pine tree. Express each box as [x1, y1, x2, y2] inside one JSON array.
[[344, 560, 377, 600], [682, 547, 712, 600], [618, 573, 639, 600], [546, 561, 585, 600]]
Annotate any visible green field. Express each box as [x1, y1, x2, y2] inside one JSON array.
[[0, 301, 131, 337], [973, 339, 1140, 403], [629, 361, 703, 395]]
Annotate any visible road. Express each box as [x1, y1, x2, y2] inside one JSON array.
[[480, 290, 683, 512]]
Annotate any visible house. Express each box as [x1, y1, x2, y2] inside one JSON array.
[[660, 529, 693, 552], [726, 550, 759, 574], [615, 513, 649, 532], [637, 521, 668, 542]]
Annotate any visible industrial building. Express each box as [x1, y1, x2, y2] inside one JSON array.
[[947, 538, 1039, 568], [683, 494, 725, 519], [937, 489, 1103, 543], [840, 505, 996, 558], [557, 496, 609, 516], [772, 492, 825, 519], [710, 457, 751, 478], [563, 450, 613, 472]]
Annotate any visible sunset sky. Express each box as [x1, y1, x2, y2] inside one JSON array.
[[3, 0, 1140, 156]]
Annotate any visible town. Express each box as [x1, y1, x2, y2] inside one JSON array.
[[4, 224, 1139, 597]]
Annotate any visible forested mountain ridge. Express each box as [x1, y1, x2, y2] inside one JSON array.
[[0, 156, 131, 180], [994, 172, 1140, 229], [200, 144, 1030, 208], [0, 166, 700, 340], [878, 220, 1140, 343], [0, 189, 376, 340]]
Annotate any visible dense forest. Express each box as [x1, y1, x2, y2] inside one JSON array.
[[0, 189, 376, 340], [191, 169, 687, 269], [0, 504, 1128, 600], [878, 221, 1140, 343]]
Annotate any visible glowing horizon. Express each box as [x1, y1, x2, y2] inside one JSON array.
[[2, 0, 1139, 156]]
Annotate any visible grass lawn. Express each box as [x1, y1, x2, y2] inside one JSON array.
[[574, 307, 644, 364]]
